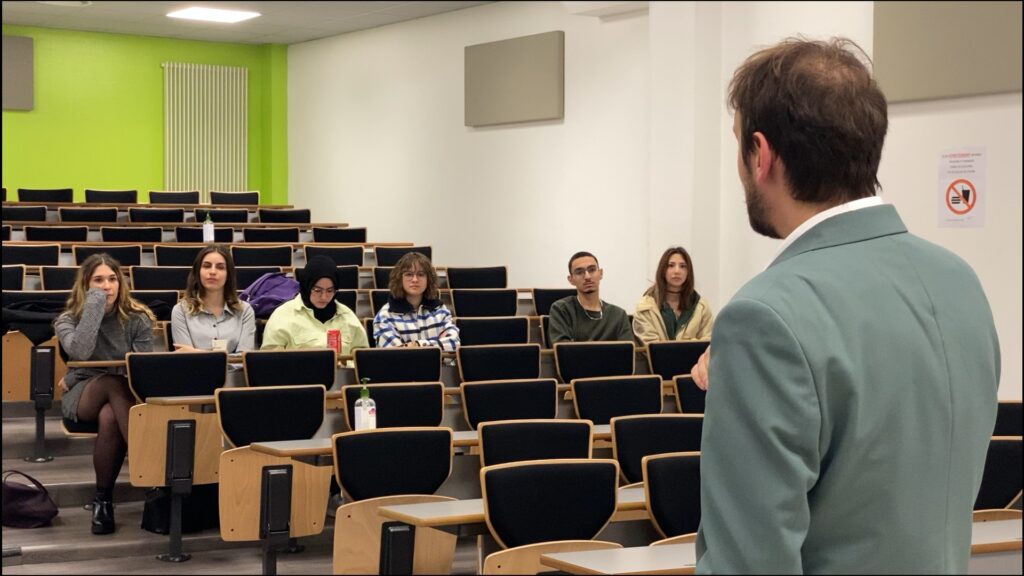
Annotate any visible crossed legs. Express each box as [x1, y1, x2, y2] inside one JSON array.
[[76, 375, 135, 500]]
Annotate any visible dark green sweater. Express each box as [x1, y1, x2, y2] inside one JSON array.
[[548, 296, 633, 344]]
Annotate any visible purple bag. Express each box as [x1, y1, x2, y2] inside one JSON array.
[[2, 470, 59, 528], [239, 272, 300, 319]]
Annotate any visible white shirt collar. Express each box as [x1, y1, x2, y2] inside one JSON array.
[[768, 196, 884, 269]]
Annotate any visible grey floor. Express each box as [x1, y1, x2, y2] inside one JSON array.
[[2, 409, 479, 574]]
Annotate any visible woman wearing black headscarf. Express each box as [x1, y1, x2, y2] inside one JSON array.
[[261, 255, 368, 352]]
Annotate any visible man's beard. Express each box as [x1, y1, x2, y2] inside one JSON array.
[[742, 162, 781, 239]]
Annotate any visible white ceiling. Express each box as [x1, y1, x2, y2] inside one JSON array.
[[1, 1, 494, 45]]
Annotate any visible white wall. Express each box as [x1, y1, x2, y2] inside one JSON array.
[[290, 0, 1021, 399], [289, 1, 651, 309]]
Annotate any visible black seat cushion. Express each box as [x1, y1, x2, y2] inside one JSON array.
[[458, 344, 541, 383], [479, 421, 590, 467], [555, 342, 634, 384], [975, 438, 1022, 509], [612, 415, 703, 483], [218, 385, 324, 447], [572, 375, 662, 425], [644, 453, 701, 537], [455, 317, 529, 346], [354, 347, 441, 383], [341, 383, 444, 429], [63, 417, 99, 434], [483, 460, 617, 548], [243, 349, 336, 387], [127, 351, 226, 401], [462, 378, 557, 430], [334, 428, 452, 501]]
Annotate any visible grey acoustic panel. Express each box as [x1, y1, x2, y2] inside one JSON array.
[[465, 30, 564, 127], [2, 35, 34, 111], [874, 2, 1022, 103]]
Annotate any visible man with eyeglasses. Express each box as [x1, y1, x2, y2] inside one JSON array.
[[261, 255, 368, 352], [548, 251, 633, 344]]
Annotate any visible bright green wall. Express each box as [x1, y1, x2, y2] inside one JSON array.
[[1, 26, 288, 204]]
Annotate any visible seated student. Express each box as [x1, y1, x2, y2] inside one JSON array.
[[548, 251, 633, 344], [171, 244, 256, 353], [261, 255, 368, 353], [373, 251, 459, 350], [633, 246, 714, 343], [54, 253, 155, 535]]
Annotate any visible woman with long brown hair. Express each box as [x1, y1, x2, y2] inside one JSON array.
[[170, 244, 255, 352], [633, 246, 714, 342], [54, 253, 155, 535]]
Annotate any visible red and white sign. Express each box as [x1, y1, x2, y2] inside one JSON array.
[[938, 148, 985, 228]]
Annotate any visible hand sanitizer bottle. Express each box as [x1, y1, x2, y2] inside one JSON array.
[[354, 384, 376, 430], [202, 211, 215, 243]]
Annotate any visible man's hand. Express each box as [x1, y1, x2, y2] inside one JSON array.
[[692, 346, 711, 391], [406, 341, 420, 348]]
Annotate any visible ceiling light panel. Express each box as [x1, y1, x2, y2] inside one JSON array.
[[167, 7, 261, 24]]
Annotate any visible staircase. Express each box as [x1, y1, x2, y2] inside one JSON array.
[[0, 402, 335, 573], [2, 401, 479, 574]]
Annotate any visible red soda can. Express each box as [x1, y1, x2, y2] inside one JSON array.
[[326, 329, 341, 353]]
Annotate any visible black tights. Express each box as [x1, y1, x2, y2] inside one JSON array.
[[76, 375, 136, 497]]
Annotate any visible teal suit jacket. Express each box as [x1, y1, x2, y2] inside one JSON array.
[[696, 205, 999, 574]]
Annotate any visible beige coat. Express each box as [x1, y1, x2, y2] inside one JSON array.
[[632, 294, 713, 343]]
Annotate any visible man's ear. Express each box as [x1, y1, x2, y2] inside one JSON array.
[[751, 131, 774, 181]]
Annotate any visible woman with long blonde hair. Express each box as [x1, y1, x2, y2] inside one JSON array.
[[54, 253, 155, 536]]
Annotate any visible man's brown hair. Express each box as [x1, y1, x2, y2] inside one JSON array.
[[729, 37, 888, 204]]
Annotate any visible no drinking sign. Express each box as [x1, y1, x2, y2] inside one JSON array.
[[938, 147, 986, 228]]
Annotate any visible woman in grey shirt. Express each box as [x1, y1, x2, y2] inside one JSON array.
[[54, 254, 155, 535], [171, 244, 255, 353]]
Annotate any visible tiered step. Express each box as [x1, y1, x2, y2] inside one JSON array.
[[2, 412, 96, 460], [2, 406, 247, 572], [2, 501, 264, 567], [2, 405, 481, 574]]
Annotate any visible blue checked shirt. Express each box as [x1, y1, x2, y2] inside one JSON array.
[[373, 297, 460, 351]]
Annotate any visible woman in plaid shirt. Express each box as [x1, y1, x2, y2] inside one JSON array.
[[372, 252, 459, 350]]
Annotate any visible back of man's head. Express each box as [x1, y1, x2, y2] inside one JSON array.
[[729, 37, 888, 205]]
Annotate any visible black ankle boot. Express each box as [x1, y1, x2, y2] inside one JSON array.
[[91, 499, 115, 535]]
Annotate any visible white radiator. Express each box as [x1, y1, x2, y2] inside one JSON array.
[[163, 62, 248, 201]]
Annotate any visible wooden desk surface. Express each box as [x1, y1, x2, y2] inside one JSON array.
[[538, 519, 1022, 575], [3, 201, 294, 212], [377, 486, 645, 528], [4, 220, 348, 231], [541, 543, 695, 575], [248, 424, 613, 458], [247, 431, 477, 457], [67, 354, 243, 369], [971, 519, 1023, 554], [147, 395, 216, 406]]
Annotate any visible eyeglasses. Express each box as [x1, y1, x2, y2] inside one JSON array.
[[571, 265, 599, 278], [402, 271, 427, 280], [311, 286, 336, 296]]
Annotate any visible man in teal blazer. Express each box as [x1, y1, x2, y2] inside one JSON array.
[[693, 38, 1000, 573]]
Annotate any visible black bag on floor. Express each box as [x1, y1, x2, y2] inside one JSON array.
[[140, 484, 220, 534], [2, 470, 59, 528]]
